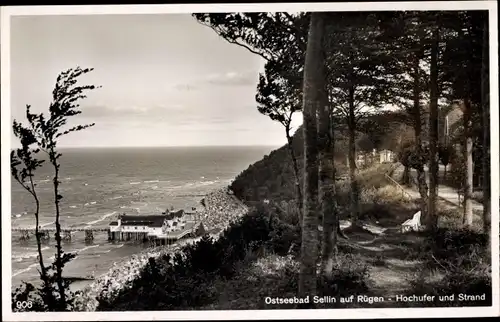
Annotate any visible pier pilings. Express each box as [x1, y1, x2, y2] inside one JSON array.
[[84, 230, 94, 242], [63, 230, 72, 241]]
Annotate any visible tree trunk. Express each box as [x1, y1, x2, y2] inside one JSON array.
[[481, 18, 491, 236], [347, 85, 361, 228], [298, 12, 324, 307], [463, 98, 474, 227], [402, 165, 411, 186], [443, 164, 447, 180], [319, 69, 337, 277], [285, 129, 303, 222], [412, 52, 429, 223], [51, 158, 66, 309], [427, 26, 440, 231], [29, 175, 56, 307]]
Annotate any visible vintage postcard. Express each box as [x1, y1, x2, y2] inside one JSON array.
[[1, 1, 499, 320]]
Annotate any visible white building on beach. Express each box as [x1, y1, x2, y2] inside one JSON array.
[[109, 211, 197, 242]]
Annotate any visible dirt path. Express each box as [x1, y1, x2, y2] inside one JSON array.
[[392, 164, 483, 211], [339, 222, 425, 307]]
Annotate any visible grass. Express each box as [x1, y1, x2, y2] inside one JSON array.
[[404, 228, 491, 307], [198, 252, 371, 310], [437, 207, 484, 231]]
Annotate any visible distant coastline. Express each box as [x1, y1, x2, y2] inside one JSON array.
[[54, 145, 282, 150]]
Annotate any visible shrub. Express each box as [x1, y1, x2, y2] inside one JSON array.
[[408, 268, 491, 307], [12, 261, 82, 312], [424, 228, 489, 269], [319, 253, 370, 298], [406, 228, 491, 307], [96, 208, 283, 311]]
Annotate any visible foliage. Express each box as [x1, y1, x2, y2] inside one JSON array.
[[438, 144, 455, 167], [256, 61, 302, 131], [324, 13, 395, 122], [317, 253, 370, 298], [230, 111, 407, 205], [193, 12, 308, 65], [11, 67, 99, 311], [96, 207, 297, 311], [448, 150, 466, 191], [407, 228, 491, 307], [12, 255, 80, 312]]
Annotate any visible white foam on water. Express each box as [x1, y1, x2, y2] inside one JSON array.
[[74, 244, 101, 255], [129, 181, 141, 185], [71, 244, 102, 260], [39, 221, 55, 228], [69, 205, 78, 209], [13, 246, 51, 262], [85, 212, 117, 226], [144, 180, 159, 183], [193, 180, 219, 187], [12, 263, 39, 277]]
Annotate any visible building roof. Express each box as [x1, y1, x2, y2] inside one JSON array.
[[109, 221, 118, 226], [115, 215, 167, 227]]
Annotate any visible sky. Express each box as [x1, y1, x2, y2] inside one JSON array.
[[9, 14, 302, 148]]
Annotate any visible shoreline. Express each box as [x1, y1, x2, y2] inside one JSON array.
[[11, 186, 247, 311], [73, 187, 247, 311]]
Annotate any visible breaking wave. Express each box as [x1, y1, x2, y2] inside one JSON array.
[[85, 212, 117, 226], [12, 246, 50, 262]]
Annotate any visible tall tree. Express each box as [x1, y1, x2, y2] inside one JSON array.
[[411, 47, 430, 222], [11, 125, 57, 309], [193, 12, 308, 218], [318, 44, 338, 275], [24, 67, 97, 309], [427, 25, 440, 231], [324, 13, 393, 229], [380, 12, 432, 224], [298, 12, 324, 308], [440, 11, 485, 227], [256, 60, 303, 219], [480, 17, 490, 236], [193, 12, 346, 252]]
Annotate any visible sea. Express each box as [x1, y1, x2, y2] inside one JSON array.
[[10, 146, 276, 291]]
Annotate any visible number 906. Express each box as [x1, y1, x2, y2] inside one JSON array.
[[16, 301, 33, 310]]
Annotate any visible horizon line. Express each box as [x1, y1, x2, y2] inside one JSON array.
[[45, 144, 283, 149]]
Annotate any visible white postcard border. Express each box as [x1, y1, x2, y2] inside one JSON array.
[[1, 1, 499, 320]]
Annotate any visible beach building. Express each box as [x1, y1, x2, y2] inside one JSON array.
[[108, 211, 197, 242]]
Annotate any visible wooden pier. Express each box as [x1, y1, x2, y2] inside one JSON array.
[[12, 227, 109, 242], [13, 221, 202, 243]]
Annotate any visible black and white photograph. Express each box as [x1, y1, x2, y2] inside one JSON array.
[[1, 2, 499, 320]]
